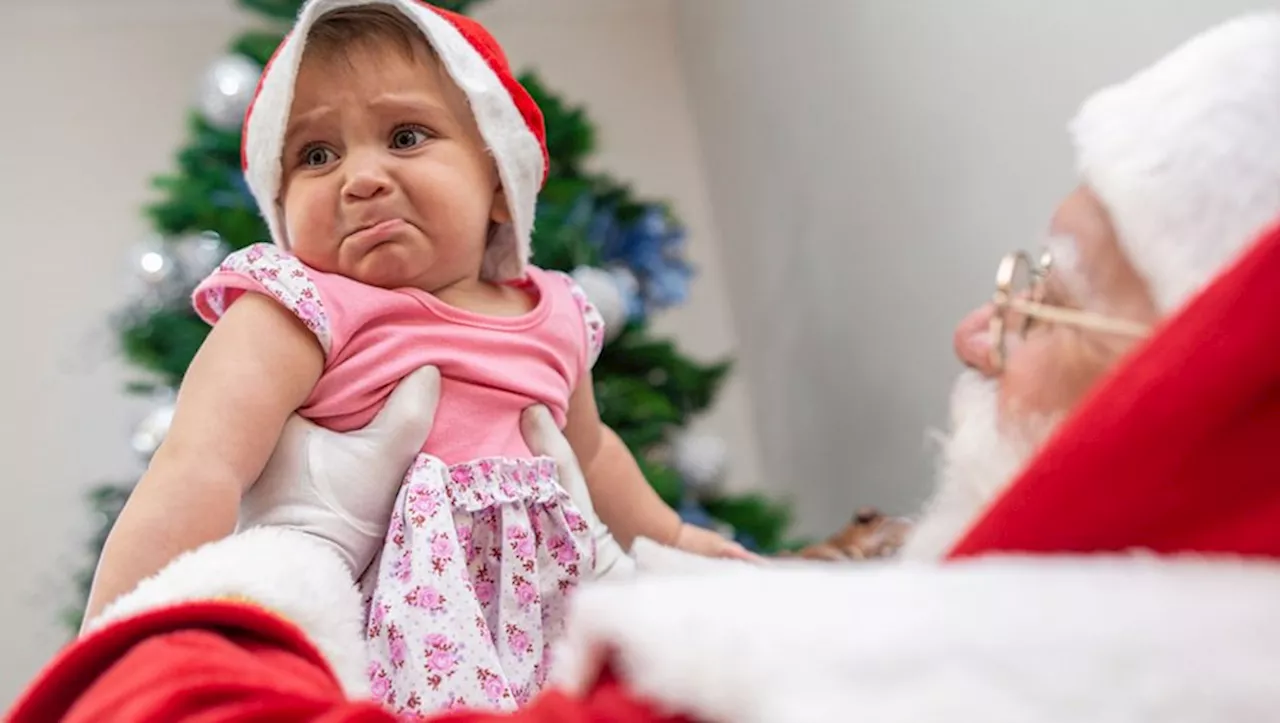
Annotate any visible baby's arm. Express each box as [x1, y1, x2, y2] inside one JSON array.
[[82, 293, 323, 627], [562, 372, 682, 550]]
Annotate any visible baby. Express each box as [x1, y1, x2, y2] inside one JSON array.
[[85, 0, 750, 714]]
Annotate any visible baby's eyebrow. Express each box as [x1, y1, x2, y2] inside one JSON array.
[[367, 93, 453, 124], [284, 104, 334, 145]]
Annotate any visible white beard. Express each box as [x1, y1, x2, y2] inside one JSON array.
[[897, 370, 1061, 562]]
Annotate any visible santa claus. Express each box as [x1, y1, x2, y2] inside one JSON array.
[[11, 11, 1280, 723]]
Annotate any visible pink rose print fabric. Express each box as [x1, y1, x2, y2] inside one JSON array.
[[361, 454, 594, 716]]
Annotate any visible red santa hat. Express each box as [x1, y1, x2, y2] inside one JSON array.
[[1070, 12, 1280, 313], [241, 0, 548, 282]]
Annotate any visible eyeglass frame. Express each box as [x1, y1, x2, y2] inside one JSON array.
[[988, 250, 1151, 372]]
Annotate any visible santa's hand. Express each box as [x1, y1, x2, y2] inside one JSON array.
[[520, 405, 636, 580], [674, 523, 764, 562], [239, 365, 442, 577]]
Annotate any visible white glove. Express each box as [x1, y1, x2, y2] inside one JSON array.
[[520, 405, 635, 580], [239, 365, 442, 577]]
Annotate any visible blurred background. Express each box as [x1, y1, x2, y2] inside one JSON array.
[[1, 0, 1273, 705]]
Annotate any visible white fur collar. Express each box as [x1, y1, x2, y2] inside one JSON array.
[[555, 553, 1280, 722]]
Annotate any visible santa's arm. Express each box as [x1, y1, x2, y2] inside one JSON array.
[[7, 528, 686, 723]]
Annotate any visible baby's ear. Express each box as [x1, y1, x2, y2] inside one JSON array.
[[490, 184, 513, 225]]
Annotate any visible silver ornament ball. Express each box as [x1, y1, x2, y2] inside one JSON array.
[[571, 265, 628, 342], [671, 432, 728, 491], [198, 54, 261, 131], [175, 230, 229, 282], [130, 236, 176, 287]]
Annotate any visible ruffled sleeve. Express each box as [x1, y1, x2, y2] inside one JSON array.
[[192, 243, 333, 355], [552, 271, 607, 371]]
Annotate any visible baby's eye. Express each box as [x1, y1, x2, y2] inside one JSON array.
[[391, 127, 430, 150], [301, 145, 335, 168]]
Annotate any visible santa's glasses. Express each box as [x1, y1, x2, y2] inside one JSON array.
[[988, 250, 1151, 372]]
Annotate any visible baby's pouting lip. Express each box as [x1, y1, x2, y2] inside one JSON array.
[[345, 218, 412, 251]]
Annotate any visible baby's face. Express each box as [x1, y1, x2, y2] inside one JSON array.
[[279, 40, 508, 291]]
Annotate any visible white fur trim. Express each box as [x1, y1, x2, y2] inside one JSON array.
[[1071, 12, 1280, 312], [85, 528, 370, 698], [243, 0, 543, 281], [554, 555, 1280, 722]]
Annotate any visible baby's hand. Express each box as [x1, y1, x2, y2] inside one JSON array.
[[673, 523, 764, 563]]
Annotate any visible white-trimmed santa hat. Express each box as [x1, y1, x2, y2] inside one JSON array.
[[1070, 12, 1280, 313], [240, 0, 548, 282]]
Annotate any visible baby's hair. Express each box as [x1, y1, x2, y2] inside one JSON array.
[[307, 5, 439, 63]]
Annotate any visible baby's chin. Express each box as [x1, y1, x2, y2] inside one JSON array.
[[343, 244, 437, 291]]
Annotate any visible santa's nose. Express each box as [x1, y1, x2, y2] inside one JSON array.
[[954, 304, 998, 376]]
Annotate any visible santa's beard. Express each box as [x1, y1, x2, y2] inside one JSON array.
[[897, 370, 1063, 561]]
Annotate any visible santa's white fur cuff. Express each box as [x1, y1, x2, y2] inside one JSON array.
[[87, 527, 369, 698]]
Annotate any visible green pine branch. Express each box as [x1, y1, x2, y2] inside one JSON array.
[[236, 0, 304, 22], [233, 30, 289, 67], [520, 72, 595, 177], [118, 308, 210, 388]]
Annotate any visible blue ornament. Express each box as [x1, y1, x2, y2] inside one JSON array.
[[587, 203, 622, 255], [734, 532, 760, 552], [582, 200, 696, 320], [677, 497, 716, 529]]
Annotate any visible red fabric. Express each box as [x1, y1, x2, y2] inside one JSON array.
[[949, 218, 1280, 560], [6, 601, 370, 723], [6, 602, 691, 723]]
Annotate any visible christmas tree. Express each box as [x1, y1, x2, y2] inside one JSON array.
[[67, 0, 794, 632]]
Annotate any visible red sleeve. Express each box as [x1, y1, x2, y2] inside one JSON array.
[[6, 601, 393, 723], [7, 602, 693, 723]]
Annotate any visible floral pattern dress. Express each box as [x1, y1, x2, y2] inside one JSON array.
[[193, 243, 605, 716]]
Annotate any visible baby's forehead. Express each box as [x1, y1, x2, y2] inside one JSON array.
[[286, 39, 475, 134], [301, 26, 440, 72], [295, 31, 451, 93]]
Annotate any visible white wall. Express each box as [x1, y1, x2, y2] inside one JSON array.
[[672, 0, 1279, 537], [0, 0, 754, 704]]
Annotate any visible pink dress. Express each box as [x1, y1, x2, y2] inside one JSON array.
[[193, 243, 604, 715]]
